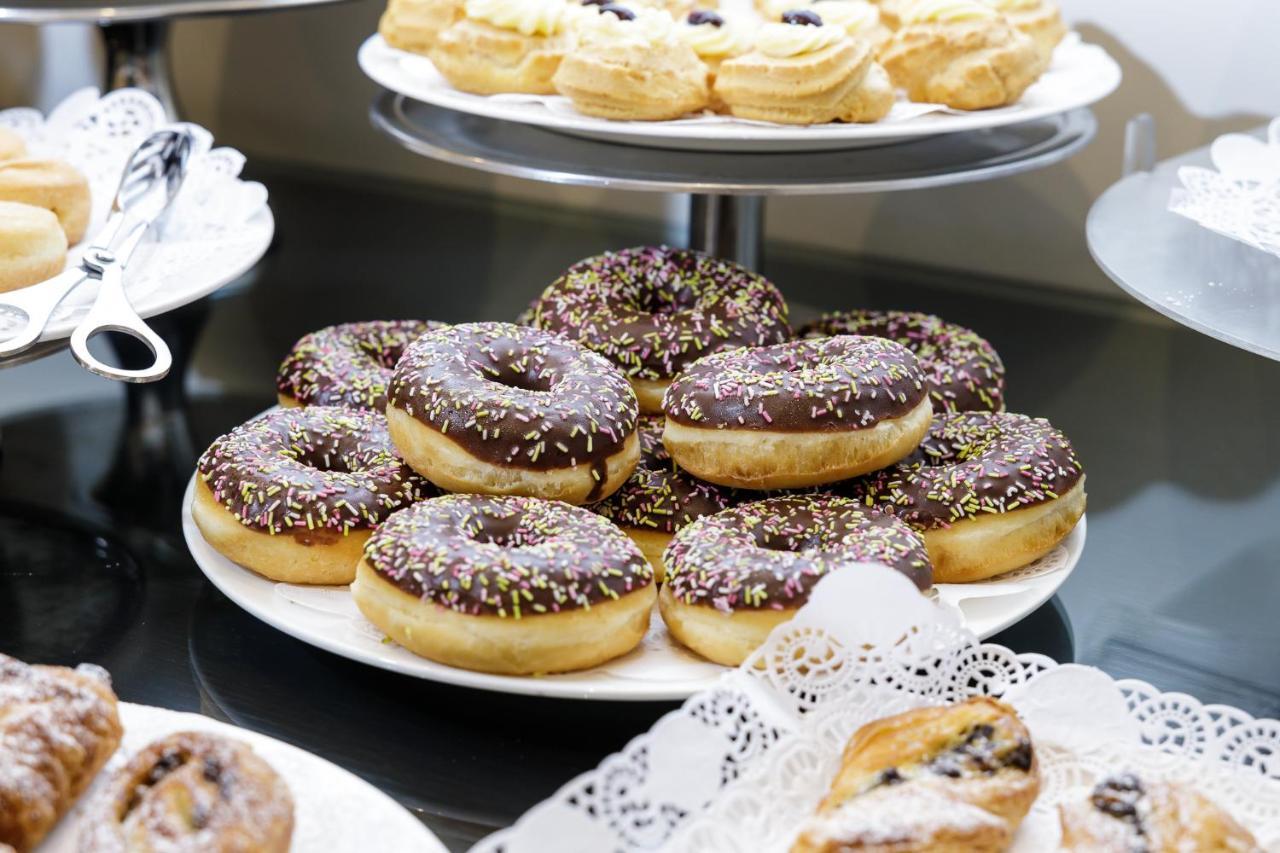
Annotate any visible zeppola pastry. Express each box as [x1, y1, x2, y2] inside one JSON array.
[[194, 406, 435, 584], [849, 410, 1085, 582], [761, 0, 892, 50], [276, 319, 448, 410], [0, 200, 67, 294], [431, 0, 577, 95], [0, 158, 91, 244], [1059, 774, 1261, 853], [983, 0, 1065, 68], [387, 322, 640, 503], [662, 335, 931, 489], [353, 494, 657, 674], [553, 6, 710, 121], [676, 10, 755, 104], [880, 0, 1042, 110], [793, 698, 1040, 852], [715, 12, 895, 125], [523, 245, 790, 413], [379, 0, 465, 55], [0, 654, 123, 852], [661, 495, 931, 665], [801, 309, 1006, 412], [0, 128, 25, 162], [80, 731, 295, 853]]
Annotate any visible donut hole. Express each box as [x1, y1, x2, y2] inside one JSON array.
[[754, 530, 821, 554], [626, 283, 696, 316], [491, 367, 555, 393], [288, 445, 359, 474], [357, 339, 407, 370], [462, 511, 554, 550]]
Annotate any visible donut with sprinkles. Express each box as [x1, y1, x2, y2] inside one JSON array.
[[276, 320, 447, 411], [523, 246, 791, 413], [193, 406, 435, 584], [352, 494, 656, 674], [662, 335, 933, 489], [659, 494, 932, 665], [845, 411, 1085, 582], [593, 415, 741, 581], [801, 310, 1005, 413], [386, 322, 640, 504]]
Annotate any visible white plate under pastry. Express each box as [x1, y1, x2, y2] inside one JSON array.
[[39, 702, 445, 852], [357, 31, 1121, 153], [181, 474, 1085, 701]]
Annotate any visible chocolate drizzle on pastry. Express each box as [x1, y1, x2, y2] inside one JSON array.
[[663, 335, 927, 432], [847, 411, 1083, 528], [388, 322, 639, 471], [364, 494, 654, 618], [524, 246, 790, 383], [800, 310, 1005, 413], [664, 495, 932, 613], [197, 406, 433, 537], [1091, 774, 1147, 833], [275, 320, 446, 411]]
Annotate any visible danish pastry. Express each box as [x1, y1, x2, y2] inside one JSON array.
[[880, 0, 1042, 110], [0, 201, 66, 294], [80, 731, 294, 853], [379, 0, 465, 54], [1059, 774, 1261, 853], [793, 698, 1040, 852], [715, 13, 895, 125], [0, 128, 25, 162], [431, 0, 577, 95], [0, 654, 123, 853], [0, 159, 91, 244]]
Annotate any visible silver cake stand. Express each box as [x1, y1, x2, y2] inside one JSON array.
[[370, 92, 1099, 270], [1088, 116, 1280, 362]]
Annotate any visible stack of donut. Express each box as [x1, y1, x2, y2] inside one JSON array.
[[193, 245, 1085, 675]]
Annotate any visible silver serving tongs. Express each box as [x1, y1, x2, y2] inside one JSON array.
[[0, 129, 193, 382]]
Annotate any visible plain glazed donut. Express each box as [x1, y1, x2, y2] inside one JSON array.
[[351, 494, 657, 674], [387, 322, 640, 504], [847, 411, 1085, 583], [801, 310, 1005, 413], [662, 335, 932, 489], [523, 246, 791, 413], [276, 320, 447, 410], [660, 494, 932, 666], [193, 406, 434, 584], [593, 415, 740, 581]]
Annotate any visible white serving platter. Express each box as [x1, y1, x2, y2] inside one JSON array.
[[182, 474, 1086, 701], [39, 702, 445, 852], [357, 30, 1121, 152]]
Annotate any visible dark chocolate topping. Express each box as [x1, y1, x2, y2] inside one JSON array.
[[593, 415, 739, 534], [782, 9, 823, 25], [1092, 774, 1147, 835], [663, 335, 927, 433], [197, 406, 433, 536], [364, 494, 654, 617], [276, 320, 447, 411], [598, 4, 634, 19], [801, 310, 1005, 413], [846, 411, 1084, 529], [687, 9, 724, 26], [388, 322, 639, 472], [664, 495, 932, 613], [525, 246, 790, 382]]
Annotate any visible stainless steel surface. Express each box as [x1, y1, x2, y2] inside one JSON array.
[[103, 21, 177, 117], [0, 0, 344, 23], [689, 195, 763, 269], [1122, 113, 1157, 177], [369, 93, 1098, 196], [1088, 123, 1280, 362]]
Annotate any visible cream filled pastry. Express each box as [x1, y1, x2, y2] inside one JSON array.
[[880, 0, 1042, 109], [430, 0, 578, 94], [553, 6, 709, 121], [981, 0, 1065, 68], [677, 10, 754, 105], [761, 0, 891, 50], [715, 11, 895, 125], [379, 0, 464, 54]]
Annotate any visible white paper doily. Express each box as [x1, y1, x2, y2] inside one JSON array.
[[1169, 117, 1280, 260], [0, 87, 274, 344], [181, 474, 1084, 701], [358, 30, 1121, 152], [38, 702, 445, 852], [474, 567, 1280, 852]]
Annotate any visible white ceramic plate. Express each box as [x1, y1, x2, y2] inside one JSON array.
[[39, 702, 445, 852], [357, 32, 1121, 152], [181, 475, 1085, 701]]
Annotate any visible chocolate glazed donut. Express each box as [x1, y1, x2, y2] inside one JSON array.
[[386, 322, 640, 504], [523, 246, 791, 413], [351, 494, 656, 674], [662, 335, 933, 489]]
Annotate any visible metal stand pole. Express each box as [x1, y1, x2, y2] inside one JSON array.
[[688, 194, 765, 270], [100, 21, 178, 118]]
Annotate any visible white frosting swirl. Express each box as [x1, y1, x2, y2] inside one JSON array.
[[678, 18, 754, 58], [464, 0, 573, 35], [574, 5, 678, 47], [810, 0, 881, 34], [754, 20, 845, 57], [901, 0, 998, 23]]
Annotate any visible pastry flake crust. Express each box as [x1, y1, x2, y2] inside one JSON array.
[[880, 18, 1042, 110], [379, 0, 465, 55]]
